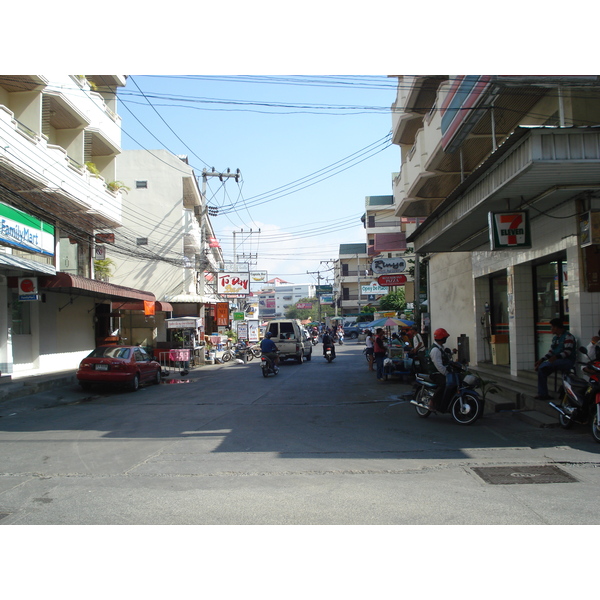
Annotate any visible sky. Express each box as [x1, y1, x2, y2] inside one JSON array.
[[117, 74, 400, 287]]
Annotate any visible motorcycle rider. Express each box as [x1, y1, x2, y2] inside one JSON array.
[[426, 327, 458, 411], [260, 332, 280, 372], [534, 317, 576, 400], [322, 329, 336, 359]]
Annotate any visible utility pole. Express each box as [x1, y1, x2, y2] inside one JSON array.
[[232, 228, 261, 271], [307, 268, 324, 324]]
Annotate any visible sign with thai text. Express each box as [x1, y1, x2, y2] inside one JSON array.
[[217, 272, 250, 295]]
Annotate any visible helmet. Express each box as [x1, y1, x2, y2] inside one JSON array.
[[265, 332, 273, 338], [434, 328, 450, 341]]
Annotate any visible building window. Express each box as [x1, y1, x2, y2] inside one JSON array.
[[342, 263, 349, 276], [135, 180, 148, 189], [343, 287, 350, 300]]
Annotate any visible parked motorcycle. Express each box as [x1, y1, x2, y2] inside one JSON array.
[[410, 360, 483, 425], [250, 343, 262, 358], [260, 352, 279, 377], [324, 345, 335, 363], [220, 342, 254, 363], [548, 346, 600, 443]]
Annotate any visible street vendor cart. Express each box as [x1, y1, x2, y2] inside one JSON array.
[[156, 317, 203, 374]]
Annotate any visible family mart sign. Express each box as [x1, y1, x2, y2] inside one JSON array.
[[489, 211, 531, 250], [0, 201, 55, 256]]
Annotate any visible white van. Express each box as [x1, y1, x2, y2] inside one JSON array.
[[266, 319, 313, 363]]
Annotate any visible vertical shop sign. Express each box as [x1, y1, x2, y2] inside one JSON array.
[[215, 302, 229, 327]]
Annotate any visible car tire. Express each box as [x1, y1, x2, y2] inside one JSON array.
[[79, 382, 92, 391], [297, 350, 304, 364], [350, 332, 358, 340], [306, 348, 312, 361], [153, 369, 161, 385], [130, 374, 140, 392]]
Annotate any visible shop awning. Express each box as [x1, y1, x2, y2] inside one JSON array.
[[0, 253, 56, 275], [39, 272, 155, 302], [111, 300, 174, 312]]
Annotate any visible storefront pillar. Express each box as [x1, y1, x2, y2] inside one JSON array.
[[508, 263, 535, 376]]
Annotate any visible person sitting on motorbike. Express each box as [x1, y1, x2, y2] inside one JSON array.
[[534, 318, 576, 400], [427, 328, 458, 411], [322, 329, 336, 358], [260, 332, 280, 369]]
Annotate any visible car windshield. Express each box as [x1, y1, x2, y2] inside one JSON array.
[[88, 347, 131, 359]]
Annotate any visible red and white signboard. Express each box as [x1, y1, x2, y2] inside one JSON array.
[[377, 274, 407, 286], [18, 277, 40, 301], [217, 272, 250, 295]]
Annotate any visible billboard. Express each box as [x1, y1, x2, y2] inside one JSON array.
[[217, 272, 250, 295]]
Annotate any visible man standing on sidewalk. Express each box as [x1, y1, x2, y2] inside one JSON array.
[[534, 318, 576, 400]]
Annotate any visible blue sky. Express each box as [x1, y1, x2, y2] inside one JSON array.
[[118, 75, 400, 286]]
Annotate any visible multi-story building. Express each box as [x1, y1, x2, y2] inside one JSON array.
[[256, 282, 316, 319], [391, 75, 600, 377], [335, 195, 418, 318], [0, 75, 157, 378], [104, 149, 225, 346]]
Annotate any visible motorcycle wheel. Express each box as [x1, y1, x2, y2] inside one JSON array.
[[450, 392, 480, 425], [262, 367, 269, 377], [221, 351, 232, 363], [245, 351, 254, 363], [558, 395, 574, 429], [414, 387, 432, 418], [251, 347, 262, 358], [592, 413, 600, 443]]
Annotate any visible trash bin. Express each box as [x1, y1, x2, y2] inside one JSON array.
[[490, 334, 509, 365]]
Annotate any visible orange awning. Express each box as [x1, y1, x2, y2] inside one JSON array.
[[112, 301, 174, 312]]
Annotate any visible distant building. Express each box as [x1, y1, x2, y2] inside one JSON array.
[[256, 283, 315, 319]]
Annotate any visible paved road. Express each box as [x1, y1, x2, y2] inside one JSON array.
[[0, 341, 599, 524]]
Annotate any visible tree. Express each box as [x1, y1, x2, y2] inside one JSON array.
[[284, 297, 336, 322], [378, 288, 406, 313]]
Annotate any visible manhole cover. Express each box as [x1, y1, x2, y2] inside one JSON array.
[[471, 465, 578, 485]]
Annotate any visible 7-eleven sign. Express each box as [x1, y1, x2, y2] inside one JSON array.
[[489, 211, 531, 250]]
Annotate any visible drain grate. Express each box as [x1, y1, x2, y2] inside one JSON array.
[[471, 465, 578, 485]]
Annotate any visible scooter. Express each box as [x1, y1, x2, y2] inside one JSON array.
[[548, 346, 600, 443], [260, 353, 279, 377], [324, 345, 335, 363], [410, 360, 483, 425]]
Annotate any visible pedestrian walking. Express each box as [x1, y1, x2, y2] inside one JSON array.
[[373, 328, 387, 381], [365, 329, 374, 371]]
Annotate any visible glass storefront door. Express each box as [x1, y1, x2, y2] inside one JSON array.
[[533, 254, 568, 358]]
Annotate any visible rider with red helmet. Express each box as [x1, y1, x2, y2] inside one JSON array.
[[427, 328, 453, 410]]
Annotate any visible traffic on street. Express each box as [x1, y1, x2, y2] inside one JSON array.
[[0, 338, 599, 525]]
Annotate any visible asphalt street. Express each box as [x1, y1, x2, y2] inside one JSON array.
[[0, 340, 599, 525]]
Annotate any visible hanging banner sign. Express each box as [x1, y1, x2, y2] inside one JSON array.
[[218, 272, 250, 295], [18, 277, 40, 301], [378, 274, 407, 286], [489, 211, 532, 250]]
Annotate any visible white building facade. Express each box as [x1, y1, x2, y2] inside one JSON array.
[[391, 75, 600, 377], [105, 149, 225, 346], [0, 75, 157, 379]]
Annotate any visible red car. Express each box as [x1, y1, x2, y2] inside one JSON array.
[[76, 345, 162, 392]]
